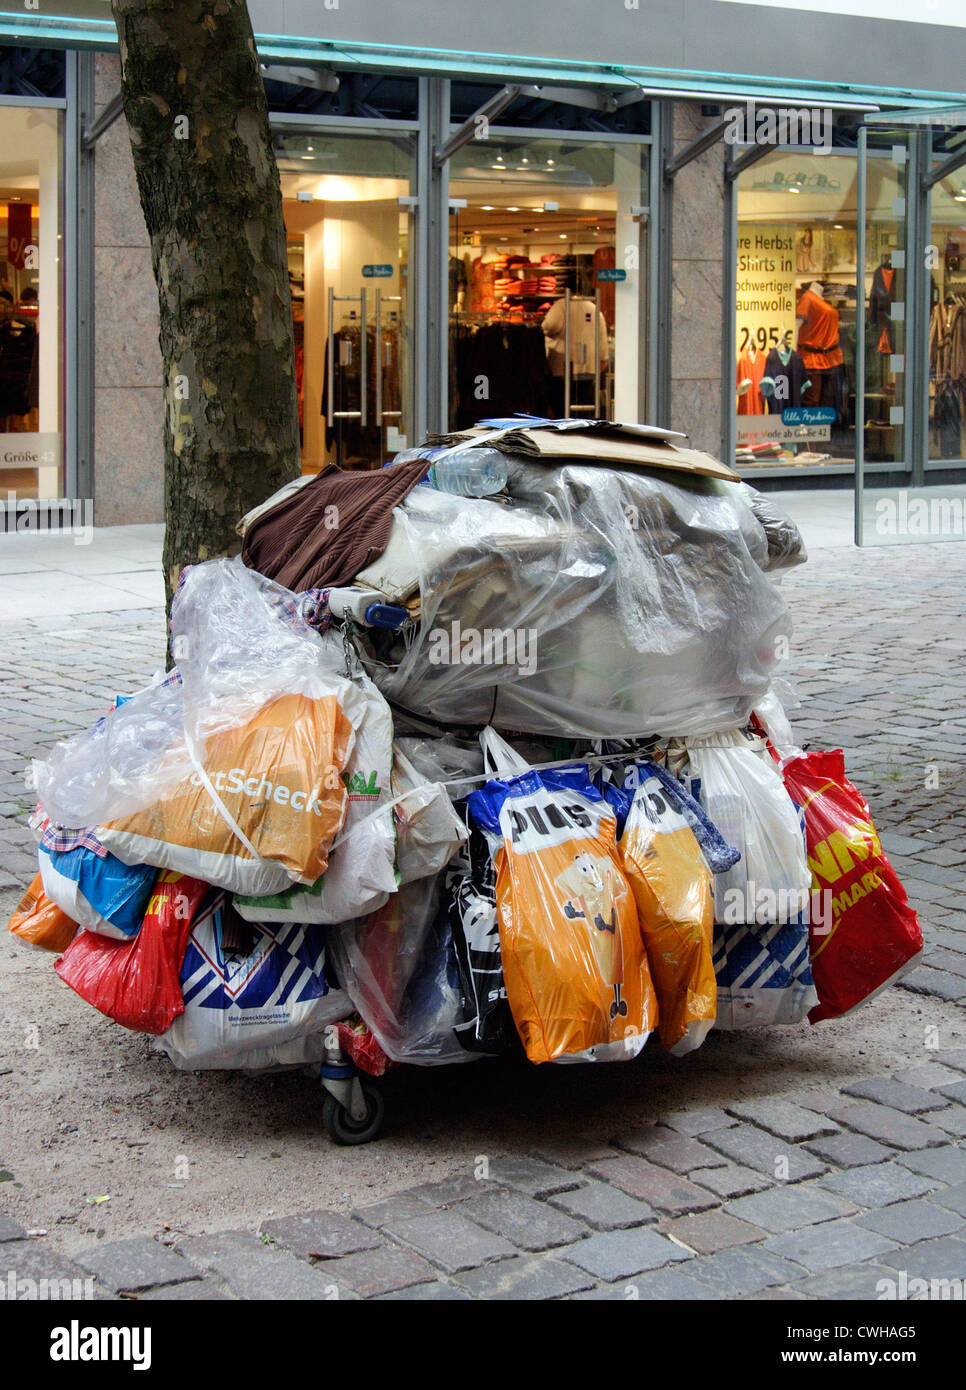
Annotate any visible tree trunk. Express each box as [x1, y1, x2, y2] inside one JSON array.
[[110, 0, 300, 613]]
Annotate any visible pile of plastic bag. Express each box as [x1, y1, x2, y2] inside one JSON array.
[[9, 419, 924, 1076]]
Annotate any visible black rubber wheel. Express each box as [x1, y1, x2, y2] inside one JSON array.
[[322, 1081, 385, 1145]]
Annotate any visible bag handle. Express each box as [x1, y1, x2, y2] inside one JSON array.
[[479, 726, 531, 777]]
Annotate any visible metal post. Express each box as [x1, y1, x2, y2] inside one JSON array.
[[375, 287, 383, 427], [910, 128, 931, 489], [360, 286, 368, 428], [722, 152, 739, 470], [855, 126, 867, 547], [326, 286, 335, 427], [564, 287, 571, 418], [594, 287, 601, 417], [646, 109, 661, 426]]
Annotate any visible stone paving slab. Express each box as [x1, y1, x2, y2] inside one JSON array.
[[679, 1246, 804, 1296], [558, 1227, 693, 1282], [458, 1188, 587, 1253], [854, 1197, 964, 1244], [612, 1125, 727, 1173], [822, 1101, 948, 1151], [879, 1235, 966, 1281], [383, 1210, 517, 1274], [177, 1231, 361, 1301], [816, 1162, 942, 1208], [723, 1185, 858, 1235], [657, 1209, 766, 1255], [723, 1098, 839, 1142], [842, 1077, 952, 1114], [75, 1236, 201, 1293], [804, 1132, 897, 1168], [260, 1209, 382, 1260], [548, 1181, 657, 1231], [761, 1219, 900, 1273], [573, 1268, 726, 1300], [898, 1148, 966, 1184], [453, 1255, 594, 1300], [700, 1124, 829, 1181], [586, 1155, 720, 1215]]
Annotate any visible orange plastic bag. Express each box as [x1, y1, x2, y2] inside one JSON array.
[[467, 731, 657, 1064], [99, 692, 354, 898], [619, 775, 716, 1054], [8, 873, 78, 953]]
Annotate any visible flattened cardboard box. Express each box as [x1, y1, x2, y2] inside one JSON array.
[[443, 425, 740, 482]]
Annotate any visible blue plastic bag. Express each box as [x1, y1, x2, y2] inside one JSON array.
[[39, 844, 156, 940]]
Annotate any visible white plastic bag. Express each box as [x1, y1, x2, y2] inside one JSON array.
[[392, 746, 467, 885], [686, 729, 811, 926], [156, 897, 351, 1072], [712, 917, 817, 1028]]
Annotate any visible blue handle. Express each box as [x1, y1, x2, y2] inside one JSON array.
[[364, 603, 408, 629]]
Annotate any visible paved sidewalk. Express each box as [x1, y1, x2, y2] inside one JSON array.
[[1, 503, 965, 1300]]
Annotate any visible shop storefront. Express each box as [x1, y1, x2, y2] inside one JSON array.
[[0, 48, 67, 508], [2, 1, 966, 538]]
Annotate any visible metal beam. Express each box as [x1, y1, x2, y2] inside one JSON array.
[[664, 117, 728, 178], [259, 64, 340, 93], [80, 91, 123, 151], [924, 142, 966, 192], [434, 84, 521, 166], [725, 139, 774, 182]]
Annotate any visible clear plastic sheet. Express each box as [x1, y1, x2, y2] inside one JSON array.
[[325, 878, 472, 1065], [31, 557, 364, 831], [735, 483, 808, 572], [365, 464, 793, 739]]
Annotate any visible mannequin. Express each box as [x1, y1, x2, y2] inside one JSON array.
[[797, 283, 842, 415]]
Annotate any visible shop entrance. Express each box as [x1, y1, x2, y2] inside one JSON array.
[[445, 135, 648, 430], [275, 128, 415, 471]]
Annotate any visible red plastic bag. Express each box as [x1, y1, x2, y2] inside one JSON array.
[[781, 750, 923, 1024], [336, 1017, 394, 1077], [55, 871, 209, 1034]]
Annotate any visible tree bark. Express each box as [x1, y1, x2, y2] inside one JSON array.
[[110, 0, 300, 613]]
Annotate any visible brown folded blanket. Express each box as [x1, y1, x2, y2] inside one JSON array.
[[241, 457, 431, 592]]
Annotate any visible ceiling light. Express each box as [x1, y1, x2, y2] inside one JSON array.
[[506, 206, 520, 212], [481, 205, 495, 211], [955, 190, 966, 203], [559, 233, 567, 239]]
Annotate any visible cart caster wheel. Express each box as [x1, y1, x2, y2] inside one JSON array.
[[323, 1082, 385, 1145]]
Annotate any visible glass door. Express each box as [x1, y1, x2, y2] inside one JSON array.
[[445, 135, 648, 430], [275, 127, 415, 470], [855, 116, 966, 545]]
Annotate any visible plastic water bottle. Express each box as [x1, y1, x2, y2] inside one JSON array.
[[428, 447, 508, 496]]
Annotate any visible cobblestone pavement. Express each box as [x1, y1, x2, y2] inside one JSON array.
[[1, 532, 965, 1300]]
